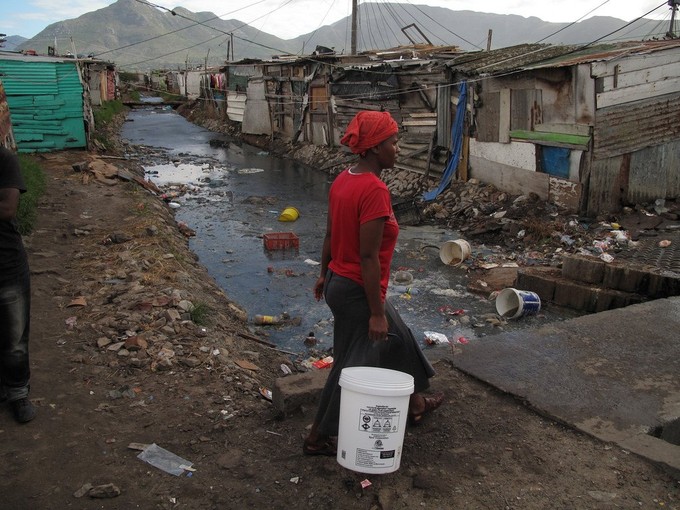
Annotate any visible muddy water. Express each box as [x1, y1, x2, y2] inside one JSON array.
[[121, 105, 577, 356]]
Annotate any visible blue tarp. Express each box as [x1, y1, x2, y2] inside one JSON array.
[[423, 81, 467, 201]]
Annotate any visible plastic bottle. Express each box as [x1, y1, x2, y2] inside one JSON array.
[[393, 285, 418, 295], [253, 314, 280, 325]]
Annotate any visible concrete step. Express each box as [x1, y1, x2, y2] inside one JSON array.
[[561, 254, 680, 298], [516, 267, 646, 313]]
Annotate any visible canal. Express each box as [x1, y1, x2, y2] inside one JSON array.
[[121, 103, 577, 356]]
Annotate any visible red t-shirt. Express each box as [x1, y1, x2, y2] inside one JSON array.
[[327, 169, 399, 300]]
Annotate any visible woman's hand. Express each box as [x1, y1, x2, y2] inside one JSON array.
[[313, 276, 325, 301], [368, 313, 388, 341]]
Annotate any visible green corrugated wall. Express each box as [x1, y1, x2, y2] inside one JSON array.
[[0, 60, 86, 152]]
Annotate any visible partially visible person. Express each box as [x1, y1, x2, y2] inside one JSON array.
[[0, 146, 36, 423], [303, 110, 443, 456]]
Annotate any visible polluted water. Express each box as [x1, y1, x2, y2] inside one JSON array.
[[122, 103, 581, 355]]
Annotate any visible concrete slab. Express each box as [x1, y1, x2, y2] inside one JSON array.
[[449, 296, 680, 474]]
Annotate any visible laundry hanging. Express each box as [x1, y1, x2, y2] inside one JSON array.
[[423, 81, 467, 201]]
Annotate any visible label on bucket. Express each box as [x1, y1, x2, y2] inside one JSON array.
[[339, 404, 403, 469]]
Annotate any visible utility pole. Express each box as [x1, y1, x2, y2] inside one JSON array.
[[486, 29, 493, 51], [668, 0, 679, 38], [351, 0, 358, 55]]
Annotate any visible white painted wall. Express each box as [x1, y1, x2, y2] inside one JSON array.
[[469, 139, 537, 171]]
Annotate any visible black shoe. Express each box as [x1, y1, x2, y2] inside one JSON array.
[[10, 398, 36, 423]]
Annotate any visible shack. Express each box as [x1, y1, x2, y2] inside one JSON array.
[[0, 51, 90, 152]]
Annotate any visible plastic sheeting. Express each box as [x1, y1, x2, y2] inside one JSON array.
[[423, 81, 467, 201]]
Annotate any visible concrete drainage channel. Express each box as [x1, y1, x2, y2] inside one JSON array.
[[650, 419, 680, 446]]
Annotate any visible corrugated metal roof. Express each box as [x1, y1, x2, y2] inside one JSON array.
[[525, 39, 680, 69], [443, 40, 680, 75]]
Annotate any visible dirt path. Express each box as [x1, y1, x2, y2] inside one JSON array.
[[0, 148, 677, 509]]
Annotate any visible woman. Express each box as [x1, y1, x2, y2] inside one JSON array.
[[303, 110, 444, 456]]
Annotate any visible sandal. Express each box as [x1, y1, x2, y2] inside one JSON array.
[[408, 392, 445, 426], [303, 438, 337, 457]]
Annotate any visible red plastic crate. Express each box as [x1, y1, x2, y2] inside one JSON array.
[[263, 232, 299, 251]]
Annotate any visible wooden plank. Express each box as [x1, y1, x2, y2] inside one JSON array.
[[407, 112, 437, 118], [596, 77, 680, 108], [499, 88, 511, 143], [402, 119, 437, 126], [458, 135, 469, 181], [599, 63, 679, 91], [590, 52, 680, 78]]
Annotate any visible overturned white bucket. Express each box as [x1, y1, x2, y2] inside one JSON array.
[[337, 367, 414, 474], [495, 287, 541, 319], [439, 239, 471, 266]]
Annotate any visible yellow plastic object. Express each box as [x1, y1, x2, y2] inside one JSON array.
[[278, 206, 299, 222]]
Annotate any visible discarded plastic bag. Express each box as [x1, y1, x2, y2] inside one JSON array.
[[424, 331, 449, 345], [137, 443, 194, 476]]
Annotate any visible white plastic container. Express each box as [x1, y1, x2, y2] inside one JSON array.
[[337, 367, 414, 474], [439, 239, 471, 266], [495, 287, 541, 319]]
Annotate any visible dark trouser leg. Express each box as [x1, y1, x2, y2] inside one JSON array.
[[0, 269, 31, 401]]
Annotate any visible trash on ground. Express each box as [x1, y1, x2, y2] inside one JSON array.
[[137, 443, 194, 476], [263, 232, 299, 251], [278, 206, 300, 222], [67, 296, 87, 307], [424, 331, 449, 345], [253, 314, 281, 325], [600, 253, 614, 263], [235, 359, 260, 371], [304, 258, 320, 265], [659, 239, 672, 247], [280, 363, 292, 375], [312, 356, 333, 369], [259, 387, 273, 401], [360, 479, 372, 489]]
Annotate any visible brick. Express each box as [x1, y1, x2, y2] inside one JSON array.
[[603, 262, 651, 294], [648, 271, 680, 298], [591, 288, 645, 312], [553, 280, 598, 312], [516, 267, 559, 302], [272, 369, 329, 415], [561, 254, 605, 284]]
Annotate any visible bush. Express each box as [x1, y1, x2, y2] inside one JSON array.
[[93, 100, 125, 127], [17, 155, 46, 235]]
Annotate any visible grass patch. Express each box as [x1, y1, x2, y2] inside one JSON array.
[[93, 100, 125, 127], [190, 302, 211, 326], [17, 155, 46, 235]]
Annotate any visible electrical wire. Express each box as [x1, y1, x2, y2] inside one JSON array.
[[535, 0, 612, 43]]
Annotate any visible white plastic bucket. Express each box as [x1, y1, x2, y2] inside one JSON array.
[[439, 239, 471, 266], [337, 367, 414, 474], [495, 287, 541, 319]]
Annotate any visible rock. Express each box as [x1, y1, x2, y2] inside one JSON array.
[[88, 483, 121, 498], [73, 483, 93, 498]]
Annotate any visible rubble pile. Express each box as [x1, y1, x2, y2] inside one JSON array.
[[48, 162, 287, 417]]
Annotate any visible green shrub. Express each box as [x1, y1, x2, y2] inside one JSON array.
[[190, 302, 211, 326], [16, 155, 46, 235], [93, 100, 125, 127]]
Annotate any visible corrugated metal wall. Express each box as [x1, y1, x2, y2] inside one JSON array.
[[588, 92, 680, 212], [0, 60, 86, 152], [593, 92, 680, 159]]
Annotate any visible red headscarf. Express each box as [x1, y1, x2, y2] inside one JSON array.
[[340, 111, 398, 154]]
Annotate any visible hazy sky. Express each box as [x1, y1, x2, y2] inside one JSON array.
[[1, 0, 671, 39]]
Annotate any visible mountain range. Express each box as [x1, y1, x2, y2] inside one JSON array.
[[12, 0, 675, 71]]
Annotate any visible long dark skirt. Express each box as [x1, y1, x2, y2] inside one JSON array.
[[314, 270, 435, 436]]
